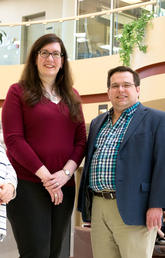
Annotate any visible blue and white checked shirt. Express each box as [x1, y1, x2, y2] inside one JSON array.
[[89, 102, 139, 192]]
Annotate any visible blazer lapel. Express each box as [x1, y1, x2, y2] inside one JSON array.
[[119, 103, 148, 152], [87, 112, 108, 160], [91, 113, 108, 141]]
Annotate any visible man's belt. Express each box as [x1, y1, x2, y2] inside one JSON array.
[[93, 191, 116, 199]]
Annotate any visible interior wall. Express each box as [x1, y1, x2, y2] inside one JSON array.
[[140, 74, 165, 103], [1, 16, 165, 123], [82, 102, 111, 124], [0, 65, 24, 99], [0, 0, 63, 22], [0, 54, 121, 99], [71, 54, 121, 95], [131, 16, 165, 70], [1, 62, 165, 124]]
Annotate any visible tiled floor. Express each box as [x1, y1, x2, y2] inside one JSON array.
[[0, 220, 70, 258], [0, 220, 19, 258]]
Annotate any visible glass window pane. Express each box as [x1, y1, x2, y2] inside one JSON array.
[[78, 0, 111, 15], [75, 15, 111, 59], [0, 26, 21, 65]]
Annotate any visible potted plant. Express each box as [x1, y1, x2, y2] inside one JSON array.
[[118, 11, 154, 66]]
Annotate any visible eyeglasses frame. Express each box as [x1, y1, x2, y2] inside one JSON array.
[[38, 50, 64, 59]]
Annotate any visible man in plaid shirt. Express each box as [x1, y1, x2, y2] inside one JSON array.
[[78, 66, 165, 258]]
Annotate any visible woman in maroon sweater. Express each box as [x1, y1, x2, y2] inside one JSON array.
[[2, 34, 86, 258]]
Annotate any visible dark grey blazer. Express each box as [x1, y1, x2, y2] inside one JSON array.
[[78, 103, 165, 225]]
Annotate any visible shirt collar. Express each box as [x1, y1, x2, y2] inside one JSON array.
[[108, 102, 140, 119]]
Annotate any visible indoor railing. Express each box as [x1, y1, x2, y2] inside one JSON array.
[[0, 0, 164, 65]]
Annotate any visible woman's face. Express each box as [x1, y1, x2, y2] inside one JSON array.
[[36, 42, 63, 82]]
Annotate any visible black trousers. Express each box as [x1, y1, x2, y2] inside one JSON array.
[[7, 179, 75, 258]]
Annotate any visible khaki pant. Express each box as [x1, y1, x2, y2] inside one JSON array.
[[91, 196, 157, 258]]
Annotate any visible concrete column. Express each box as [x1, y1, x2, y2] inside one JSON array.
[[61, 0, 77, 60]]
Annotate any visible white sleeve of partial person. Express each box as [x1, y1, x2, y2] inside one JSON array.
[[0, 145, 17, 198], [0, 145, 7, 241], [5, 164, 17, 198], [0, 203, 6, 242]]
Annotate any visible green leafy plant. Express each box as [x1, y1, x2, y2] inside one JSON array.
[[0, 30, 7, 44], [118, 11, 154, 66]]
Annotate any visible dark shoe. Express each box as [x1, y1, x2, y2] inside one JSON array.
[[156, 237, 165, 245]]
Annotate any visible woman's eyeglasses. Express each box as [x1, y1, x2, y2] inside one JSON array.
[[38, 50, 63, 59]]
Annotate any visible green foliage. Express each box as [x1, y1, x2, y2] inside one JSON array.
[[0, 30, 7, 44], [118, 11, 154, 66]]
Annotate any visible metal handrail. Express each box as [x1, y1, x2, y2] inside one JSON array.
[[0, 0, 157, 27]]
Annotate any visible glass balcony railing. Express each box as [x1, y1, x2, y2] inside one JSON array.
[[0, 0, 164, 65]]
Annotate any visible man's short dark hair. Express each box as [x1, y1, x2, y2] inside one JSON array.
[[107, 66, 140, 88]]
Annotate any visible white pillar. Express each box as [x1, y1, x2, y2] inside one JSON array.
[[61, 0, 77, 60]]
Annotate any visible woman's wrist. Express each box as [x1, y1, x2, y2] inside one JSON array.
[[63, 159, 77, 178], [62, 168, 72, 179], [35, 165, 51, 182]]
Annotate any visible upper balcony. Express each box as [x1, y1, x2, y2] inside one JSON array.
[[0, 0, 164, 66]]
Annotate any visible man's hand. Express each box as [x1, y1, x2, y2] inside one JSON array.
[[146, 208, 163, 230]]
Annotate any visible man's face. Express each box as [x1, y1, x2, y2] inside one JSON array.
[[107, 71, 140, 114]]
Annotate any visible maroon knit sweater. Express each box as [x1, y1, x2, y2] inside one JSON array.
[[2, 83, 86, 186]]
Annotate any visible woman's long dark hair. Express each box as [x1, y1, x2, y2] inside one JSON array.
[[19, 33, 81, 121]]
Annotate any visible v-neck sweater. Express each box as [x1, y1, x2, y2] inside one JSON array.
[[2, 83, 86, 186]]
